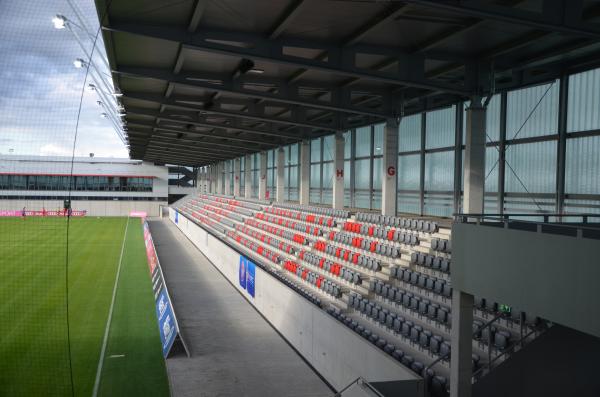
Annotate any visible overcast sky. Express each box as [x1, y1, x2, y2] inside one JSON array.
[[0, 0, 128, 159]]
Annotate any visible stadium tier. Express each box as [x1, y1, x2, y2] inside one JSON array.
[[174, 193, 548, 396]]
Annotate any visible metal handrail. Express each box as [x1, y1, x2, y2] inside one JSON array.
[[333, 377, 385, 397], [454, 212, 600, 225], [422, 313, 504, 396]]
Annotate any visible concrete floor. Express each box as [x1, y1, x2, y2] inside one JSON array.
[[149, 219, 334, 397]]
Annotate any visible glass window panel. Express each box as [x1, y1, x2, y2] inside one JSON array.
[[311, 138, 321, 163], [323, 135, 335, 162], [310, 164, 321, 188], [485, 146, 500, 193], [426, 106, 455, 149], [505, 141, 557, 194], [398, 154, 420, 190], [425, 151, 454, 191], [399, 114, 421, 152], [568, 68, 600, 133], [506, 81, 559, 139], [322, 162, 333, 189], [354, 159, 370, 189], [355, 126, 371, 157], [566, 135, 600, 195], [289, 166, 298, 188], [289, 144, 299, 165], [372, 157, 382, 190], [344, 131, 352, 159], [373, 124, 384, 155]]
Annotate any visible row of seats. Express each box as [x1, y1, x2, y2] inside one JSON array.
[[472, 321, 512, 350], [264, 207, 336, 227], [390, 267, 453, 299], [274, 202, 350, 219], [312, 241, 382, 271], [328, 231, 401, 258], [196, 198, 254, 217], [277, 269, 323, 307], [326, 307, 449, 397], [342, 222, 420, 246], [186, 209, 227, 233], [355, 212, 439, 234], [431, 238, 452, 253], [245, 218, 310, 245], [235, 225, 296, 255], [187, 205, 236, 228], [226, 231, 281, 264], [255, 213, 323, 236], [193, 201, 245, 223], [474, 298, 540, 327], [366, 281, 452, 326], [283, 261, 342, 298], [203, 194, 264, 211], [410, 252, 451, 274], [299, 251, 362, 285]]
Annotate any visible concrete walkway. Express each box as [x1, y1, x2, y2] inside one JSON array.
[[148, 219, 333, 397]]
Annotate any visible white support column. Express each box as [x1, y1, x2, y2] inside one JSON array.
[[224, 161, 231, 196], [299, 140, 310, 205], [333, 132, 345, 209], [450, 290, 475, 397], [244, 154, 252, 198], [233, 158, 241, 196], [450, 96, 485, 397], [208, 165, 213, 193], [463, 97, 486, 215], [382, 118, 399, 216], [276, 147, 285, 202], [259, 151, 267, 200]]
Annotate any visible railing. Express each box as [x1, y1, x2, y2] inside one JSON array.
[[453, 213, 600, 239], [421, 311, 547, 396], [334, 377, 385, 397]]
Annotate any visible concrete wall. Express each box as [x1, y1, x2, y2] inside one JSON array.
[[452, 222, 600, 338], [169, 208, 422, 394], [1, 199, 165, 217]]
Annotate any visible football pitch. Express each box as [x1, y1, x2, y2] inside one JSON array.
[[0, 217, 170, 397]]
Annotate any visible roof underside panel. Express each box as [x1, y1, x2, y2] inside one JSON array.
[[95, 0, 600, 166]]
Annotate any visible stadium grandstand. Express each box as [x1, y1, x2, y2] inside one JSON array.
[[2, 1, 600, 397]]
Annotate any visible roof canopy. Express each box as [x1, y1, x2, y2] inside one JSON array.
[[97, 0, 600, 166]]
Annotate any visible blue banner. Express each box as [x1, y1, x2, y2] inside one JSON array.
[[246, 260, 255, 298], [239, 256, 247, 289], [175, 210, 179, 224], [156, 289, 177, 357]]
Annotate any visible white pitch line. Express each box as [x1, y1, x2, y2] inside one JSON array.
[[92, 218, 130, 397]]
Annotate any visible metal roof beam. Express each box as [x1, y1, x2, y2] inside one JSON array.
[[129, 123, 278, 148], [268, 0, 305, 39], [104, 24, 469, 96], [121, 91, 340, 131], [125, 107, 302, 140], [402, 0, 600, 39], [113, 66, 391, 118], [128, 133, 248, 155]]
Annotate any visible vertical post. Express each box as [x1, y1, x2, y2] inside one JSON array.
[[419, 112, 426, 215], [244, 154, 252, 198], [463, 96, 487, 215], [333, 132, 345, 210], [382, 118, 399, 215], [450, 290, 475, 397], [350, 129, 356, 208], [216, 162, 223, 194], [369, 126, 375, 210], [259, 151, 267, 200], [224, 161, 231, 196], [498, 92, 507, 214], [453, 103, 464, 215], [233, 158, 241, 196], [276, 147, 285, 202], [299, 140, 310, 205], [556, 75, 568, 216]]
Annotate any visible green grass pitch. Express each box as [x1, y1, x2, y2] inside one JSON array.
[[0, 217, 170, 397]]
